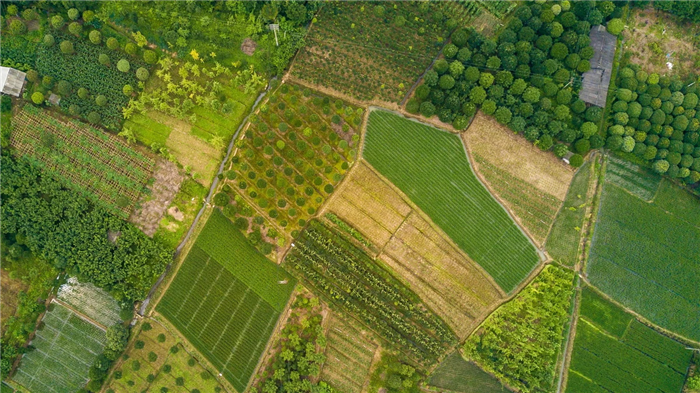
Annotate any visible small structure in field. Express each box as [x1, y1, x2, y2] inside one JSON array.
[[0, 66, 26, 97], [579, 25, 616, 108], [48, 93, 61, 106]]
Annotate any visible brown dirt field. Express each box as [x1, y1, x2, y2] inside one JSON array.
[[1, 269, 28, 334], [624, 8, 700, 78], [155, 112, 220, 185], [130, 159, 186, 237], [464, 112, 574, 201]]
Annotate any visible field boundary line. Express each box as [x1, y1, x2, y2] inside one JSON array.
[[555, 277, 582, 393], [51, 298, 107, 332]]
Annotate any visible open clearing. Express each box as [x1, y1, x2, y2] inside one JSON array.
[[129, 159, 185, 237], [325, 161, 504, 338], [587, 157, 700, 342], [566, 286, 692, 393], [107, 319, 224, 393], [428, 351, 508, 393], [464, 112, 573, 245], [156, 210, 295, 391], [0, 270, 28, 334], [363, 109, 540, 293], [12, 303, 106, 393], [320, 314, 378, 393], [10, 106, 155, 218]]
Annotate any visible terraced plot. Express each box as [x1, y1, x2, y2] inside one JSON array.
[[588, 159, 700, 341], [157, 210, 295, 391], [364, 110, 540, 293], [567, 287, 693, 393], [13, 303, 107, 393], [320, 315, 378, 393]]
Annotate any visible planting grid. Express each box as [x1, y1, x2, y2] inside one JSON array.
[[57, 276, 121, 328], [13, 303, 106, 393], [363, 110, 540, 293], [567, 291, 692, 393], [588, 158, 700, 342], [10, 106, 154, 217]]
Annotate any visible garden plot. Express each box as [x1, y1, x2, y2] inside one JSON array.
[[129, 159, 186, 237], [566, 286, 693, 393], [10, 106, 155, 218], [292, 1, 451, 103], [364, 109, 540, 293], [57, 276, 121, 328], [464, 112, 574, 245], [220, 83, 362, 246], [588, 160, 700, 342], [156, 210, 295, 392], [320, 315, 378, 393], [12, 303, 106, 393], [107, 319, 224, 393]]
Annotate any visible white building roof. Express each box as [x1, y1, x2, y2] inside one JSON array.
[[0, 66, 27, 97]]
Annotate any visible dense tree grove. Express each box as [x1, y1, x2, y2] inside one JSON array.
[[407, 1, 622, 166], [0, 155, 170, 303], [604, 64, 700, 184]]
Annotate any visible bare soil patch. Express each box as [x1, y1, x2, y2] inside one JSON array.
[[624, 7, 700, 77], [241, 38, 257, 56], [130, 159, 186, 237], [1, 269, 28, 334]]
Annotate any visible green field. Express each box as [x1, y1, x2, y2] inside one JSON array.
[[545, 161, 593, 266], [588, 161, 700, 341], [363, 110, 539, 292], [427, 352, 508, 393], [13, 303, 107, 393], [157, 210, 295, 391], [567, 288, 692, 393]]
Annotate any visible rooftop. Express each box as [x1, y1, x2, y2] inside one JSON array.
[[579, 25, 617, 108]]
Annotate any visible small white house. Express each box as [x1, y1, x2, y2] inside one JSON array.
[[0, 66, 27, 97]]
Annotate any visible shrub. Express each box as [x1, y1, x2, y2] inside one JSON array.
[[607, 18, 624, 35], [51, 15, 65, 29], [106, 37, 119, 50], [123, 85, 133, 96], [83, 10, 95, 22], [420, 101, 436, 117], [89, 30, 102, 44], [60, 41, 75, 55], [136, 67, 149, 81], [87, 111, 101, 124], [67, 8, 80, 20], [117, 59, 130, 73], [95, 95, 107, 106], [439, 75, 455, 90], [574, 139, 591, 154], [143, 50, 157, 64], [31, 92, 45, 105], [124, 42, 137, 55], [57, 80, 72, 96], [569, 154, 584, 167], [148, 352, 158, 362], [68, 22, 82, 36], [176, 377, 185, 386], [132, 360, 141, 371], [8, 19, 27, 35], [98, 53, 110, 65]]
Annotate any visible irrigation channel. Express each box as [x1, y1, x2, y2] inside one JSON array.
[[138, 79, 276, 316]]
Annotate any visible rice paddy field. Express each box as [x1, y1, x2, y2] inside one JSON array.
[[566, 286, 693, 393], [156, 210, 296, 391], [12, 303, 107, 393], [427, 351, 508, 393], [363, 109, 540, 293], [587, 157, 700, 342]]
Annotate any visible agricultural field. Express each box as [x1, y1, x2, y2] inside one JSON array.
[[427, 351, 508, 393], [10, 106, 155, 217], [325, 161, 504, 339], [587, 159, 700, 342], [463, 265, 575, 393], [476, 0, 518, 19], [292, 1, 452, 103], [284, 220, 457, 365], [320, 314, 378, 393], [106, 319, 224, 393], [566, 286, 693, 393], [545, 160, 595, 266], [56, 277, 122, 328], [156, 210, 295, 391], [464, 112, 574, 245], [218, 82, 362, 252], [152, 178, 209, 250], [364, 109, 540, 293], [12, 303, 107, 393], [0, 270, 28, 334]]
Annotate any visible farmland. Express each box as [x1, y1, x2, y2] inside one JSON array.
[[156, 210, 295, 391], [56, 277, 122, 328], [320, 314, 378, 393], [221, 82, 362, 251], [545, 160, 595, 266], [463, 265, 575, 393], [10, 106, 155, 217], [12, 303, 107, 393], [587, 159, 700, 341], [364, 109, 540, 293], [464, 112, 574, 245], [106, 319, 224, 393], [325, 162, 504, 339], [427, 351, 508, 393], [292, 1, 452, 103], [284, 219, 457, 365], [566, 286, 692, 393]]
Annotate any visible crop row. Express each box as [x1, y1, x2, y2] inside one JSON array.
[[605, 156, 661, 201], [284, 220, 456, 365]]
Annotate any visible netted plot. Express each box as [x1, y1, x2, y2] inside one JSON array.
[[13, 303, 106, 393], [57, 276, 121, 328]]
